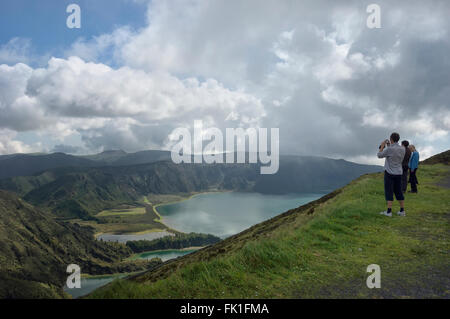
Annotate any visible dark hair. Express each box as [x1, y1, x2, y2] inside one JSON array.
[[390, 132, 400, 143], [401, 140, 409, 147]]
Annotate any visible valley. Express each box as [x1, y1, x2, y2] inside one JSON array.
[[90, 161, 450, 299], [0, 150, 385, 298]]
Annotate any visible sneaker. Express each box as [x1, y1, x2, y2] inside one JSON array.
[[397, 211, 406, 217], [379, 211, 392, 217]]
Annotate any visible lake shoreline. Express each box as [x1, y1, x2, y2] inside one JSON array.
[[94, 227, 168, 238], [151, 190, 233, 225], [92, 191, 229, 238]]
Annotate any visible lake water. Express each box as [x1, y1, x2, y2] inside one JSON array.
[[96, 230, 174, 243], [133, 249, 199, 262], [65, 249, 199, 298], [64, 274, 126, 298], [157, 192, 323, 238]]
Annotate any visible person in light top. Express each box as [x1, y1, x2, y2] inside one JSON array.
[[377, 132, 406, 217]]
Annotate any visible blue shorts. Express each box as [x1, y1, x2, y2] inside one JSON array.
[[384, 171, 404, 201]]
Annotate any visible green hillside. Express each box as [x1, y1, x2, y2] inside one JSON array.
[[422, 150, 450, 166], [89, 163, 450, 298], [0, 190, 160, 298]]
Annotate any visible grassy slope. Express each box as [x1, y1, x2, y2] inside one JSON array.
[[0, 190, 160, 298], [421, 150, 450, 165], [90, 164, 449, 298]]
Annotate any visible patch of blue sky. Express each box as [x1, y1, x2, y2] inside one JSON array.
[[0, 0, 147, 66]]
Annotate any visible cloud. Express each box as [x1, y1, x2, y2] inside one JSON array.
[[0, 63, 50, 131], [0, 38, 32, 65], [0, 0, 449, 160], [112, 0, 450, 158], [0, 129, 40, 155], [64, 27, 134, 64], [0, 56, 265, 153]]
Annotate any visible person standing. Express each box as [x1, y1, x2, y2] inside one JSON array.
[[377, 132, 406, 217], [401, 140, 411, 193], [408, 145, 420, 193]]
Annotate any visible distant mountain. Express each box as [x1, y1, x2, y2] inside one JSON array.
[[0, 150, 173, 179], [107, 150, 172, 166], [0, 156, 381, 219], [80, 149, 171, 166], [81, 150, 128, 164], [253, 156, 382, 194], [0, 152, 97, 179], [0, 190, 157, 298]]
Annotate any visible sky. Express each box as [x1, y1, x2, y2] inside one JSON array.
[[0, 0, 449, 164]]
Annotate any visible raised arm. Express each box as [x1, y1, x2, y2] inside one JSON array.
[[377, 145, 391, 158]]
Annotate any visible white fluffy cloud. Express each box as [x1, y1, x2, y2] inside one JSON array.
[[0, 129, 39, 154], [0, 56, 265, 153], [0, 0, 449, 159]]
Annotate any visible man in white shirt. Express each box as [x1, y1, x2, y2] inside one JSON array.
[[377, 132, 406, 217]]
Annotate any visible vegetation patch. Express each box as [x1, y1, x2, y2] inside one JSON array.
[[97, 205, 146, 217], [126, 233, 222, 253]]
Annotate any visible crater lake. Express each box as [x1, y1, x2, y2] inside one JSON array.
[[156, 192, 324, 238]]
